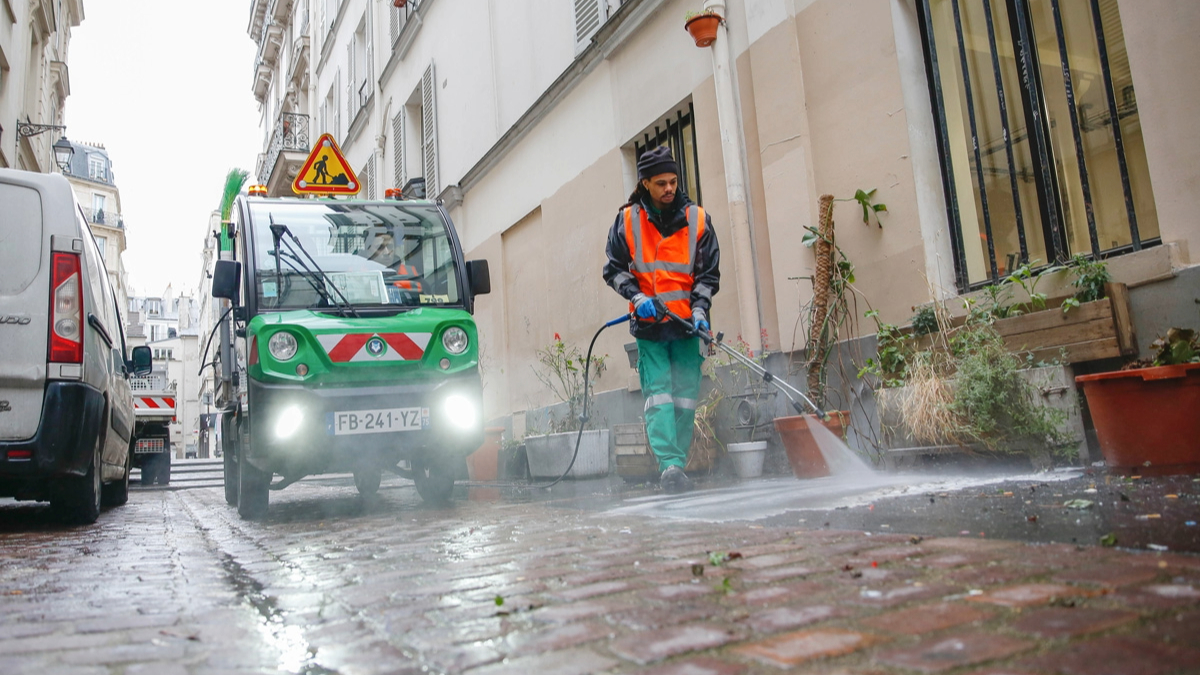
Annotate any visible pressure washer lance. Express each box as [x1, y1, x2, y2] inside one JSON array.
[[543, 306, 826, 490], [658, 306, 827, 420]]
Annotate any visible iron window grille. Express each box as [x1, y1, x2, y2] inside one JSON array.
[[917, 0, 1158, 292], [633, 103, 702, 206]]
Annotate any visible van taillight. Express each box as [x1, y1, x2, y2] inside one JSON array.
[[49, 252, 84, 364]]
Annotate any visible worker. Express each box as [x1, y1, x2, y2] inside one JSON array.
[[603, 146, 720, 494]]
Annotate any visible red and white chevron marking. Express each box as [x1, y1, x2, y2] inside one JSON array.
[[133, 397, 175, 410], [316, 333, 432, 363]]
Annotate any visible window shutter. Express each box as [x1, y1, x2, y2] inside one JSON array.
[[390, 6, 400, 45], [346, 42, 355, 121], [421, 62, 439, 198], [361, 158, 374, 200], [365, 13, 373, 97], [334, 71, 342, 139], [392, 109, 406, 187], [574, 0, 606, 47]]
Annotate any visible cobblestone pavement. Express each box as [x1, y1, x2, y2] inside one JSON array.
[[2, 476, 1199, 675]]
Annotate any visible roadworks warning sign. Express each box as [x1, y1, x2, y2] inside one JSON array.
[[292, 133, 361, 195]]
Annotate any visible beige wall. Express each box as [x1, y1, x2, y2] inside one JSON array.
[[1120, 0, 1200, 261]]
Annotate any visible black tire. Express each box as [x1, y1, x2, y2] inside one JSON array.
[[236, 433, 271, 519], [156, 451, 171, 485], [223, 438, 239, 506], [54, 440, 102, 525], [413, 456, 455, 505], [353, 467, 382, 497], [140, 452, 157, 486], [101, 442, 132, 507]]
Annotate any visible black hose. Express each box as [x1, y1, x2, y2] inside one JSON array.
[[539, 314, 627, 489], [198, 305, 235, 376]]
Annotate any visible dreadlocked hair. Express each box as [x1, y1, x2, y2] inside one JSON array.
[[620, 182, 649, 210]]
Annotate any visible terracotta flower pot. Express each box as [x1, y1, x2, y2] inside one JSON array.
[[466, 426, 505, 481], [774, 412, 849, 479], [1076, 363, 1200, 475], [685, 14, 721, 48]]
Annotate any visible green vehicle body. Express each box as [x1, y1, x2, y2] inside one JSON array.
[[212, 195, 490, 518]]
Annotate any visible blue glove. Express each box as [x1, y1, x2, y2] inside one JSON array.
[[692, 308, 710, 334], [633, 293, 657, 319]]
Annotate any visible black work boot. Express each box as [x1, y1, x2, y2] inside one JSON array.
[[660, 465, 693, 494]]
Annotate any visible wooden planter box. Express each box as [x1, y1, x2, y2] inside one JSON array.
[[911, 282, 1136, 364]]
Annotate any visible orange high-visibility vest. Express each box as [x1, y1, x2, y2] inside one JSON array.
[[623, 203, 706, 323]]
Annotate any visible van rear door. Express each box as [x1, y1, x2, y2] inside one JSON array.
[[0, 179, 49, 442]]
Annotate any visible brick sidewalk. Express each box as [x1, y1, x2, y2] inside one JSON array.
[[1, 483, 1199, 674]]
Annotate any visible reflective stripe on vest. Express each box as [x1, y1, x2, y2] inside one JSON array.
[[623, 204, 705, 322]]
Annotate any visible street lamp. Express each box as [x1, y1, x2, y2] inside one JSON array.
[[52, 136, 75, 173], [15, 121, 73, 173]]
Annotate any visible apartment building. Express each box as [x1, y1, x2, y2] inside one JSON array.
[[0, 0, 84, 171], [62, 140, 130, 311], [249, 0, 1200, 427]]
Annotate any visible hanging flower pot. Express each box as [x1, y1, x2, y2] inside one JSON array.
[[684, 12, 722, 48]]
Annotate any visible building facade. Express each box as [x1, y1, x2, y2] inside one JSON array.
[[63, 140, 130, 311], [0, 0, 84, 172], [249, 0, 1200, 427], [128, 288, 202, 458]]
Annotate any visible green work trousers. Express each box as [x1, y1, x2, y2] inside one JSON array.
[[637, 337, 704, 472]]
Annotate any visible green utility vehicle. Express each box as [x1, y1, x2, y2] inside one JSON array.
[[210, 195, 490, 519]]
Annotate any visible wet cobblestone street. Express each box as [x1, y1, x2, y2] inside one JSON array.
[[2, 475, 1199, 675]]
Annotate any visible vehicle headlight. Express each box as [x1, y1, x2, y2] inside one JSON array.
[[442, 327, 469, 355], [275, 405, 303, 439], [269, 332, 298, 361], [443, 394, 477, 431]]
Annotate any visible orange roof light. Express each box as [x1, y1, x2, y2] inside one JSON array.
[[248, 184, 268, 196], [385, 188, 403, 200]]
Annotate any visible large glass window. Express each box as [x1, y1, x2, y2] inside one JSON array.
[[249, 202, 461, 311], [919, 0, 1157, 290]]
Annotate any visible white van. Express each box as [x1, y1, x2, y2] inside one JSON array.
[[0, 168, 151, 524]]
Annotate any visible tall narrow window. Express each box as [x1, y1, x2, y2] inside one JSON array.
[[919, 0, 1157, 290], [392, 110, 406, 187], [634, 103, 702, 206]]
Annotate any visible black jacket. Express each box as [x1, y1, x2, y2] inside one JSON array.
[[603, 192, 720, 342]]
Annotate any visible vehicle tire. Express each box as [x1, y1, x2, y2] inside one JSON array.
[[157, 452, 172, 486], [353, 467, 382, 497], [54, 439, 102, 525], [413, 455, 454, 506], [237, 439, 271, 520], [101, 441, 132, 507], [223, 439, 239, 506], [140, 452, 157, 486]]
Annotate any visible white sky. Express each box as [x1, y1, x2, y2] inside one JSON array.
[[66, 0, 262, 299]]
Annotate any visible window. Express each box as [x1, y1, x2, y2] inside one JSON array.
[[88, 155, 106, 182], [392, 109, 406, 188], [94, 235, 107, 262], [420, 63, 438, 197], [918, 0, 1157, 290], [347, 17, 371, 122], [634, 103, 702, 206], [574, 0, 620, 49], [360, 157, 374, 200]]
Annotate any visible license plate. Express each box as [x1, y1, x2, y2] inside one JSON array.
[[326, 407, 429, 436]]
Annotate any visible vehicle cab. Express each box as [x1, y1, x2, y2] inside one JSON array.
[[212, 192, 490, 519]]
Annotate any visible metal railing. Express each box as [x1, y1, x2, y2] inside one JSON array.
[[257, 112, 310, 184], [82, 207, 123, 228]]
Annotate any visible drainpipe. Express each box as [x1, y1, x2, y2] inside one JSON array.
[[702, 0, 763, 353]]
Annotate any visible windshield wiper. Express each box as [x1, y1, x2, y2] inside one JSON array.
[[267, 248, 335, 306], [269, 217, 360, 318]]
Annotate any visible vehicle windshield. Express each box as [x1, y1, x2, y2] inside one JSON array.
[[249, 201, 461, 310]]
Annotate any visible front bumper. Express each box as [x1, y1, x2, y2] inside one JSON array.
[[246, 373, 484, 474], [0, 381, 104, 499]]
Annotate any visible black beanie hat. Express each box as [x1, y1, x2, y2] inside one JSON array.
[[637, 146, 679, 180]]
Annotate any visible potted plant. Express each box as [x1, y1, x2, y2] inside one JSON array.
[[684, 10, 722, 47], [1076, 328, 1200, 475], [524, 333, 611, 479]]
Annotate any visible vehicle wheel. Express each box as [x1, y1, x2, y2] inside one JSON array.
[[54, 439, 102, 525], [223, 439, 239, 506], [353, 467, 382, 497], [157, 452, 172, 485], [140, 452, 157, 486], [237, 440, 271, 520], [101, 441, 132, 507], [413, 456, 455, 505]]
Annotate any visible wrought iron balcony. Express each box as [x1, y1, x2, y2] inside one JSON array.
[[83, 207, 123, 228], [257, 112, 311, 187]]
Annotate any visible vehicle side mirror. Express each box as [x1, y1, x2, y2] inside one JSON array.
[[130, 346, 152, 376], [466, 259, 491, 296], [211, 260, 242, 302]]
